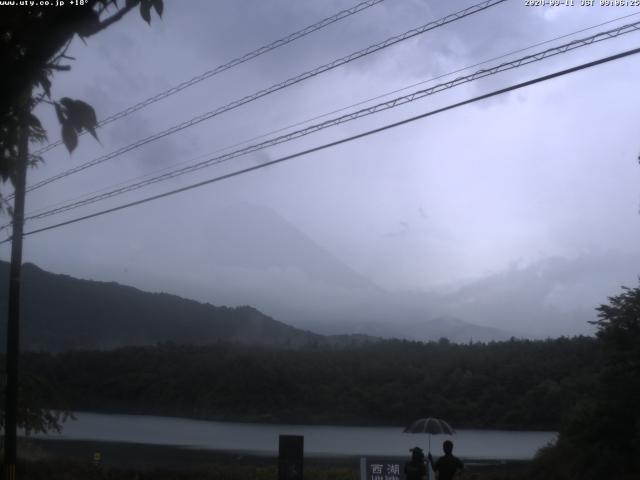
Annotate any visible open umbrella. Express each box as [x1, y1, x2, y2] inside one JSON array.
[[403, 417, 454, 454], [404, 418, 454, 480]]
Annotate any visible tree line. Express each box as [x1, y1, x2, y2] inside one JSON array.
[[13, 335, 601, 431], [530, 283, 640, 479]]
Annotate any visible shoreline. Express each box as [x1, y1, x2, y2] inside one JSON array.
[[52, 409, 560, 432], [28, 411, 556, 460], [26, 438, 530, 471]]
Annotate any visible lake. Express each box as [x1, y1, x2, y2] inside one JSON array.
[[31, 412, 557, 460]]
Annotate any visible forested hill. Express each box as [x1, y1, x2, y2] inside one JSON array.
[[0, 261, 361, 351], [21, 337, 600, 430]]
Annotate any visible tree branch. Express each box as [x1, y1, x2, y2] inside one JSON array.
[[44, 64, 71, 71], [49, 38, 73, 64], [93, 3, 137, 34]]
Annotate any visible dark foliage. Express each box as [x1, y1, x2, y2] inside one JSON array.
[[0, 364, 72, 435], [18, 457, 355, 480], [0, 0, 163, 436], [0, 0, 162, 208], [530, 281, 640, 480], [17, 336, 600, 430]]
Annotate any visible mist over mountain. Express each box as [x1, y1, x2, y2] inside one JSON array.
[[205, 203, 376, 290], [3, 204, 635, 347], [162, 203, 634, 340], [304, 315, 514, 343], [39, 203, 632, 342], [167, 204, 516, 341], [435, 251, 640, 337]]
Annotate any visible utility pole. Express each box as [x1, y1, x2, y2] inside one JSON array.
[[4, 108, 29, 480]]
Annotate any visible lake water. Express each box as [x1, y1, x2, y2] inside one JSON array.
[[31, 412, 557, 460]]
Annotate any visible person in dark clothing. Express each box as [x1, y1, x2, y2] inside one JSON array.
[[427, 440, 463, 480], [405, 446, 427, 480]]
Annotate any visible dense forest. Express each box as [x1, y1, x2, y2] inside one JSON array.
[[5, 282, 640, 480], [16, 336, 600, 431], [529, 283, 640, 480]]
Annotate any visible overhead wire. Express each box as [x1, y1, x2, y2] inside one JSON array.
[[4, 45, 639, 244], [21, 0, 506, 196], [31, 0, 388, 156], [23, 9, 639, 220], [16, 19, 640, 225]]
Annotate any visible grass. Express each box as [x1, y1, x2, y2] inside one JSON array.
[[7, 439, 531, 479]]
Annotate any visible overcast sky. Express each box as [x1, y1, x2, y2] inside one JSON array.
[[2, 0, 640, 337]]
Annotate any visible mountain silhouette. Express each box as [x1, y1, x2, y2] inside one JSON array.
[[0, 261, 372, 351]]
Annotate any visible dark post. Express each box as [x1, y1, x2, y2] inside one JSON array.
[[278, 434, 304, 480], [4, 115, 29, 480]]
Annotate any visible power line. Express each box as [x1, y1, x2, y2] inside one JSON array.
[[18, 18, 640, 222], [307, 11, 640, 127], [22, 0, 506, 195], [4, 45, 639, 244], [18, 19, 640, 224], [27, 10, 638, 221], [30, 0, 387, 157]]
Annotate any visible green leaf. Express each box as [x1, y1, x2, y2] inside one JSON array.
[[28, 113, 43, 131], [140, 0, 151, 24], [71, 100, 98, 140], [59, 97, 74, 109], [62, 122, 78, 153], [54, 102, 65, 124], [59, 98, 99, 141], [28, 154, 44, 168], [75, 9, 101, 37], [151, 0, 163, 17]]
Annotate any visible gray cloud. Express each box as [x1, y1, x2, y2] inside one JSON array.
[[2, 0, 639, 340]]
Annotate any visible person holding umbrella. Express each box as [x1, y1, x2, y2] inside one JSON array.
[[403, 417, 457, 480], [427, 440, 464, 480], [405, 447, 428, 480]]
